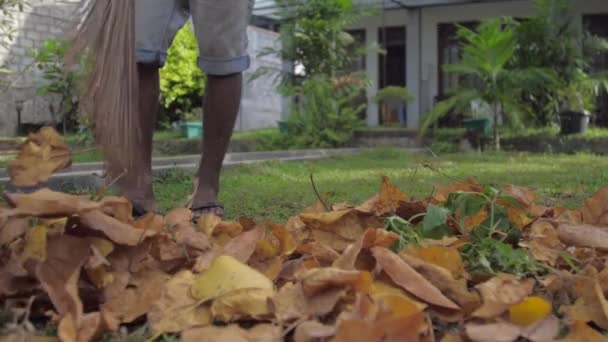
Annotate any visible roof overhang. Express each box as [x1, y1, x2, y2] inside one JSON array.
[[253, 0, 523, 19]]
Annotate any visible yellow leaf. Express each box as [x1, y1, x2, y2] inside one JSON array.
[[403, 245, 465, 279], [509, 296, 552, 326], [211, 288, 274, 322], [20, 225, 47, 262], [191, 255, 273, 302], [559, 321, 608, 342]]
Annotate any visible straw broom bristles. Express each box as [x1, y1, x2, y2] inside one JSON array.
[[66, 0, 142, 184]]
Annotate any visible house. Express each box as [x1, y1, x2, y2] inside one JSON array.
[[253, 0, 608, 128]]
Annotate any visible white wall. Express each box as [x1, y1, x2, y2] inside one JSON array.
[[349, 0, 608, 128], [237, 26, 283, 131]]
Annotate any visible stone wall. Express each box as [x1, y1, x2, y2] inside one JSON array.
[[0, 2, 282, 136], [0, 0, 81, 136]]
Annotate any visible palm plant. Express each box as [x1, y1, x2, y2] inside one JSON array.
[[420, 18, 554, 150]]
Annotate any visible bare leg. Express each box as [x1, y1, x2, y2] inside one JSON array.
[[191, 73, 242, 211], [118, 63, 159, 213]]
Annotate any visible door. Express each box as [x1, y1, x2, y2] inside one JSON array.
[[584, 14, 608, 126], [378, 26, 406, 126], [437, 21, 478, 127]]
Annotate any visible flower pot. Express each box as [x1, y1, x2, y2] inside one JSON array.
[[277, 120, 288, 134], [463, 117, 491, 136], [559, 110, 589, 135], [181, 122, 204, 139]]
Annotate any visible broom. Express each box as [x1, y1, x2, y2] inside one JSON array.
[[65, 0, 142, 184]]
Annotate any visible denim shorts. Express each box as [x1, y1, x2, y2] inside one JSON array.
[[135, 0, 253, 75]]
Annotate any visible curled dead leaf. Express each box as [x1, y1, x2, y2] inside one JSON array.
[[558, 223, 608, 251], [181, 324, 283, 342], [371, 247, 459, 310], [472, 274, 534, 319], [148, 271, 211, 336]]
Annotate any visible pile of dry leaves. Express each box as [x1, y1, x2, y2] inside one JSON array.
[[2, 128, 608, 342]]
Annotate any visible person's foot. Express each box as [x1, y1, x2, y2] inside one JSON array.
[[190, 184, 224, 218]]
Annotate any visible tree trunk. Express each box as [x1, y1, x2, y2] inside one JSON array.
[[493, 104, 500, 151]]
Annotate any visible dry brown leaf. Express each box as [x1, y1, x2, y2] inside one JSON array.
[[371, 247, 459, 310], [561, 267, 608, 329], [197, 213, 223, 236], [503, 184, 537, 207], [8, 127, 71, 187], [36, 235, 90, 322], [558, 223, 608, 251], [296, 241, 341, 266], [164, 208, 192, 227], [270, 281, 345, 323], [520, 315, 560, 342], [559, 321, 608, 342], [396, 200, 428, 223], [148, 271, 211, 336], [300, 210, 370, 252], [294, 320, 336, 342], [79, 210, 156, 246], [20, 225, 47, 263], [472, 274, 534, 319], [181, 324, 283, 342], [3, 189, 102, 218], [221, 226, 264, 263], [465, 322, 520, 342], [297, 267, 366, 296], [399, 253, 480, 314], [521, 220, 563, 266], [0, 217, 29, 246], [579, 186, 608, 226], [431, 179, 483, 204], [133, 212, 165, 232], [102, 268, 170, 324], [334, 312, 427, 342], [376, 176, 408, 216]]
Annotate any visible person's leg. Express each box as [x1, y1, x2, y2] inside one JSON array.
[[118, 64, 159, 214], [190, 73, 242, 210], [126, 0, 189, 213], [189, 0, 253, 214]]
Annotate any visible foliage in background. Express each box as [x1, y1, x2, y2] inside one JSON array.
[[282, 76, 365, 148], [512, 0, 608, 125], [33, 39, 82, 133], [159, 23, 206, 127], [252, 0, 373, 89], [421, 18, 555, 150], [374, 86, 415, 104], [0, 0, 28, 83]]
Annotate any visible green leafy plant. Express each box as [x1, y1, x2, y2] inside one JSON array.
[[512, 0, 608, 124], [160, 23, 206, 127], [282, 76, 365, 148], [421, 18, 555, 150], [374, 86, 415, 104], [383, 183, 542, 278], [252, 0, 375, 89], [33, 39, 82, 133]]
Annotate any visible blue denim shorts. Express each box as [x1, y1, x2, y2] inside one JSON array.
[[135, 0, 253, 75]]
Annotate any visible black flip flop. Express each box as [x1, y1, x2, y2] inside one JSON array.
[[191, 202, 225, 220]]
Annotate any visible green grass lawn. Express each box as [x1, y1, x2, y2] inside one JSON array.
[[153, 149, 608, 222]]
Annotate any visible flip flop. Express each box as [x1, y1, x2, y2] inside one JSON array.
[[191, 202, 225, 220]]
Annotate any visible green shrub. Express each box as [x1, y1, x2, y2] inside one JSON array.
[[33, 39, 82, 133], [283, 76, 365, 148], [160, 23, 206, 127], [374, 86, 415, 104]]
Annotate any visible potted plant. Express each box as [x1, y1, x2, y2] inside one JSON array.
[[374, 86, 414, 127], [181, 108, 203, 139], [557, 70, 606, 135]]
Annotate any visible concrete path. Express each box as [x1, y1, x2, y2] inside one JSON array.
[[0, 148, 364, 192]]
